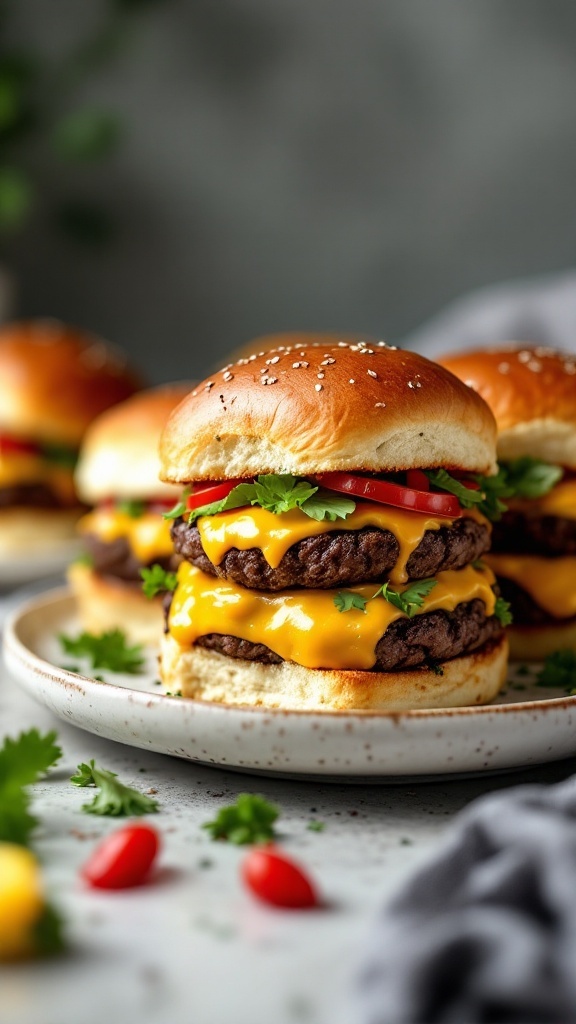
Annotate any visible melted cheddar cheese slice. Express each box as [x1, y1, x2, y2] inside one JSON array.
[[197, 504, 487, 585], [0, 453, 76, 505], [486, 553, 576, 619], [506, 478, 576, 521], [78, 507, 173, 564], [169, 562, 497, 670]]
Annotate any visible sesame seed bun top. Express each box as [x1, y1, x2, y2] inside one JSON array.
[[159, 340, 498, 482], [0, 319, 141, 446], [439, 345, 576, 468]]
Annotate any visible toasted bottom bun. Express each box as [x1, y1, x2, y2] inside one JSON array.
[[507, 619, 576, 662], [68, 562, 163, 646], [159, 633, 509, 711], [0, 507, 81, 555]]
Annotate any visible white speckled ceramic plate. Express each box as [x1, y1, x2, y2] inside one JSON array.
[[4, 588, 576, 780]]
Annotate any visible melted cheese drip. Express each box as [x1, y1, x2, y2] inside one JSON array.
[[0, 453, 75, 504], [486, 553, 576, 619], [169, 562, 497, 670], [79, 506, 173, 563], [197, 504, 486, 585], [506, 478, 576, 521]]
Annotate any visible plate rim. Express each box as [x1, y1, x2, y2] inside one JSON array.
[[4, 586, 575, 722]]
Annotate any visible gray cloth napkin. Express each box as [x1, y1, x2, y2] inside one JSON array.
[[403, 269, 576, 359], [358, 778, 576, 1024]]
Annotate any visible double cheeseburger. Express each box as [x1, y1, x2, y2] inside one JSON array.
[[70, 385, 192, 644], [440, 345, 576, 660], [158, 340, 509, 710], [0, 319, 139, 564]]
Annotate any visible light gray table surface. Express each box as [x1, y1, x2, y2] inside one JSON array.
[[2, 582, 575, 1024]]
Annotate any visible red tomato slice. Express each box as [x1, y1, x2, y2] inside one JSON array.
[[406, 469, 430, 492], [186, 479, 248, 511], [0, 434, 39, 457], [81, 824, 160, 890], [241, 846, 318, 909], [315, 471, 461, 517]]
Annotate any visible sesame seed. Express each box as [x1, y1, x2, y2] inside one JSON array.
[[262, 376, 278, 385], [367, 369, 377, 378], [248, 354, 257, 361], [517, 350, 531, 363], [565, 362, 576, 374], [266, 355, 280, 364], [407, 380, 422, 389], [498, 362, 510, 374], [527, 360, 542, 372], [315, 383, 323, 392], [317, 372, 325, 379], [222, 363, 232, 371], [191, 390, 198, 397], [259, 367, 268, 374], [223, 371, 234, 381], [258, 351, 265, 356], [205, 381, 214, 390], [349, 378, 355, 384], [292, 362, 301, 368], [338, 341, 348, 347], [374, 402, 386, 408], [321, 357, 336, 365]]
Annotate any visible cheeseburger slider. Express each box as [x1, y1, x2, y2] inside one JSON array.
[[439, 345, 576, 660], [0, 319, 139, 568], [71, 385, 191, 644], [158, 340, 509, 710]]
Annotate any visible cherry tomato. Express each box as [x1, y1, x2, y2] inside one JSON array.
[[241, 846, 318, 909], [81, 824, 160, 890], [186, 479, 248, 511], [316, 471, 461, 517], [0, 435, 39, 457]]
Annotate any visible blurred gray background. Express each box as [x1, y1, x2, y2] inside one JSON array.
[[4, 0, 576, 380]]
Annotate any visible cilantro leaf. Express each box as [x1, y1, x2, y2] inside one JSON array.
[[375, 578, 437, 618], [33, 903, 66, 956], [70, 760, 159, 816], [494, 597, 513, 626], [425, 468, 512, 522], [186, 474, 356, 524], [307, 820, 326, 832], [116, 499, 146, 518], [253, 474, 317, 513], [140, 564, 178, 599], [0, 730, 62, 845], [300, 489, 356, 522], [202, 793, 279, 844], [536, 650, 576, 690], [163, 500, 187, 521], [59, 629, 145, 674], [0, 729, 61, 790], [334, 591, 369, 613], [503, 457, 563, 499]]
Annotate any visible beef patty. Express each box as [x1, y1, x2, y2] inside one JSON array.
[[0, 482, 63, 509], [193, 598, 503, 672], [491, 511, 576, 557], [496, 577, 576, 627], [171, 515, 490, 591], [83, 533, 177, 582]]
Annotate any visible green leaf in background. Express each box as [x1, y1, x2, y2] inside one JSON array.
[[0, 166, 33, 232], [202, 793, 280, 845], [52, 109, 122, 162]]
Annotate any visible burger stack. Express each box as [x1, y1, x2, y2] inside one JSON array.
[[157, 341, 509, 710]]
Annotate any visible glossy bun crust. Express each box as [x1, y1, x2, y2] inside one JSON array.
[[76, 384, 192, 503], [160, 342, 497, 482], [160, 634, 508, 711], [439, 345, 576, 468], [0, 319, 140, 445]]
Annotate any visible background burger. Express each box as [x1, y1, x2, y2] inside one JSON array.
[[0, 319, 139, 573], [71, 384, 192, 644], [439, 344, 576, 660], [158, 340, 509, 710]]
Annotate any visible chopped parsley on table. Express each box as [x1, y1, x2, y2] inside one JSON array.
[[70, 760, 159, 817]]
